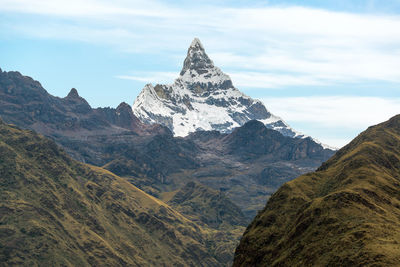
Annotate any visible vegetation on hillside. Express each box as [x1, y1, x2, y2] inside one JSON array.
[[234, 115, 400, 266], [0, 119, 231, 266]]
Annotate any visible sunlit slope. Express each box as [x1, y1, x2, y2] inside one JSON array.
[[234, 115, 400, 266], [0, 120, 219, 266]]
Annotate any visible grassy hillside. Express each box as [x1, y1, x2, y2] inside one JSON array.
[[0, 119, 222, 266], [234, 115, 400, 266], [167, 181, 247, 228], [163, 181, 247, 263]]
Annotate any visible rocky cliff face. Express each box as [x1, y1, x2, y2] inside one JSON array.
[[223, 120, 332, 161], [233, 115, 400, 266], [132, 38, 314, 141]]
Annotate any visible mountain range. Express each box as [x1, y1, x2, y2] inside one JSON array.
[[0, 39, 337, 265], [0, 45, 335, 219]]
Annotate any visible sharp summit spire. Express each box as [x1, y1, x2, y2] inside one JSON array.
[[180, 38, 214, 75]]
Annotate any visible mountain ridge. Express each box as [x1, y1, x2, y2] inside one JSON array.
[[0, 64, 335, 220], [233, 114, 400, 266]]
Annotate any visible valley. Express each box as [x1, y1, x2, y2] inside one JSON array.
[[1, 38, 399, 266], [2, 1, 399, 266]]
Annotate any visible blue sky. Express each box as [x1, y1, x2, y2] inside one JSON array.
[[1, 0, 400, 147]]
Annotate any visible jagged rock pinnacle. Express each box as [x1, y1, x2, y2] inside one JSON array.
[[116, 102, 132, 113], [190, 38, 205, 50], [67, 88, 80, 98], [180, 38, 214, 75]]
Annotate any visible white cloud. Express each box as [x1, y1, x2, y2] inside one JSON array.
[[116, 71, 326, 88], [0, 0, 176, 18], [261, 96, 400, 147], [116, 72, 177, 84], [229, 72, 326, 88], [2, 1, 400, 88], [317, 137, 353, 149], [262, 96, 400, 129]]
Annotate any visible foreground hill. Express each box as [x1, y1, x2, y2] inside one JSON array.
[[234, 115, 400, 266], [0, 119, 230, 266]]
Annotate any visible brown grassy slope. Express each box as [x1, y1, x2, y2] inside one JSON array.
[[167, 181, 247, 229], [233, 115, 400, 267], [165, 181, 247, 264], [0, 120, 220, 266]]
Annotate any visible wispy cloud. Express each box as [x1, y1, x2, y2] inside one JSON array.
[[118, 71, 326, 88], [262, 96, 400, 129], [0, 0, 176, 18], [116, 72, 177, 84], [261, 96, 400, 147], [229, 72, 327, 88], [1, 1, 400, 88]]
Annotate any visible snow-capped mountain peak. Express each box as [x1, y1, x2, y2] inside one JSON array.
[[178, 38, 232, 89], [180, 37, 214, 74], [132, 38, 331, 149]]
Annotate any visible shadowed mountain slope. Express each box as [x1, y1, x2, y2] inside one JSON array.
[[0, 69, 169, 165], [173, 120, 334, 218], [233, 115, 400, 266]]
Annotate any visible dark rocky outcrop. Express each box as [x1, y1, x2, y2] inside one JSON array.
[[223, 120, 332, 161]]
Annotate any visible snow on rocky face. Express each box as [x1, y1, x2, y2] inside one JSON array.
[[132, 38, 305, 139]]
